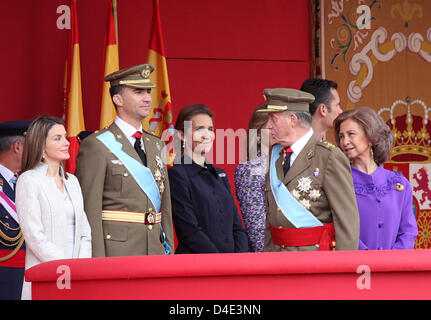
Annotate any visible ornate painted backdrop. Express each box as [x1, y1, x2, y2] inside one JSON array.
[[313, 0, 431, 248]]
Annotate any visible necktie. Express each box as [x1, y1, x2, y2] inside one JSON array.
[[283, 147, 293, 176], [133, 131, 147, 166], [10, 174, 18, 190]]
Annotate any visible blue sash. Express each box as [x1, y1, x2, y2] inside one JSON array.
[[97, 131, 161, 212], [270, 144, 323, 228]]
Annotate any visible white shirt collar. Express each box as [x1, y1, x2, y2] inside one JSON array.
[[115, 116, 143, 139], [0, 163, 16, 189], [290, 128, 314, 164], [114, 117, 146, 152]]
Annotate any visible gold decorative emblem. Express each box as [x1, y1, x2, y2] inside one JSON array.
[[291, 189, 301, 200], [141, 66, 151, 79], [395, 183, 405, 191], [299, 198, 311, 210], [323, 141, 336, 149], [153, 156, 165, 195], [309, 189, 321, 201]]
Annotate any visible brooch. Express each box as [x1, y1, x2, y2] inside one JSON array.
[[313, 168, 319, 177], [395, 183, 404, 191]]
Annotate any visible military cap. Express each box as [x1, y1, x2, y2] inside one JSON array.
[[104, 63, 157, 89], [0, 119, 32, 137], [258, 88, 315, 113]]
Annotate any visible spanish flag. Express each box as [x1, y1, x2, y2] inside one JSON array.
[[144, 0, 175, 166], [99, 0, 119, 129], [65, 0, 85, 174]]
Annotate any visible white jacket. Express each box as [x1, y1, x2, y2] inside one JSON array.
[[16, 163, 91, 300]]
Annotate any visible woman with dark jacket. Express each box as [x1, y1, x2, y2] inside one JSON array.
[[168, 104, 249, 254]]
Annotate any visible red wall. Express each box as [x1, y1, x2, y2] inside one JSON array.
[[1, 0, 310, 203]]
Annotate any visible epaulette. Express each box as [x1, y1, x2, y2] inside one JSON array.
[[143, 130, 161, 140], [318, 140, 337, 150]]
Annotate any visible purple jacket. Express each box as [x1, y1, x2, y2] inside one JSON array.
[[352, 165, 418, 250]]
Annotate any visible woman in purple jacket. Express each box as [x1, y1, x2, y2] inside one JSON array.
[[334, 107, 418, 250]]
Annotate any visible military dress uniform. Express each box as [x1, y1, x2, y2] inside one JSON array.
[[0, 120, 31, 299], [75, 64, 174, 257], [259, 89, 360, 251]]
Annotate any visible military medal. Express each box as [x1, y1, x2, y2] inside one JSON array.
[[297, 176, 312, 193]]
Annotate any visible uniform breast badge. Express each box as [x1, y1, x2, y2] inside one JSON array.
[[154, 156, 165, 195], [297, 176, 312, 193], [292, 176, 321, 210]]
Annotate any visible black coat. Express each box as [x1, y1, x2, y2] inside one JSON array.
[[168, 157, 249, 254]]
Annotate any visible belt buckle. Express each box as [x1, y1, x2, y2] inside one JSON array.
[[146, 212, 156, 224]]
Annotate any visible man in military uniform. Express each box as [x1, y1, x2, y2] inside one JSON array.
[[0, 120, 31, 299], [75, 64, 174, 257], [259, 88, 359, 251], [300, 78, 342, 140]]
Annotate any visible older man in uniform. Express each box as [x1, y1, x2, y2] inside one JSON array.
[[260, 88, 359, 251], [75, 64, 174, 257], [0, 120, 31, 299]]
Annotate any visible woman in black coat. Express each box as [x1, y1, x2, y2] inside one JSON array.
[[168, 104, 249, 254]]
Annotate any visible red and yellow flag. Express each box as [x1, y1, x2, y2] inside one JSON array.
[[64, 0, 85, 174], [144, 0, 175, 166], [99, 0, 119, 129]]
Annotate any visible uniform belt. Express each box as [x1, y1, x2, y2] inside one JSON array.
[[101, 210, 162, 225], [0, 249, 25, 268], [269, 222, 336, 251]]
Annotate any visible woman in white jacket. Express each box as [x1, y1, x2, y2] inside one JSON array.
[[16, 115, 91, 300]]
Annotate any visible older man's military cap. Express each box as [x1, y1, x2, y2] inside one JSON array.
[[0, 119, 32, 137], [104, 63, 157, 89], [258, 88, 315, 113]]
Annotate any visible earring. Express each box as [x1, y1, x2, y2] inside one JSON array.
[[370, 147, 374, 160], [42, 151, 46, 160], [182, 140, 185, 149]]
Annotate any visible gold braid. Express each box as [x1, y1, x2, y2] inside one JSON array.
[[0, 232, 24, 262]]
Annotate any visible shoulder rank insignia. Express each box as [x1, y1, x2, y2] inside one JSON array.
[[322, 141, 336, 150]]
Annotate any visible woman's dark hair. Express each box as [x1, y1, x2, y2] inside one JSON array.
[[174, 104, 213, 157], [333, 106, 394, 164], [174, 104, 213, 132]]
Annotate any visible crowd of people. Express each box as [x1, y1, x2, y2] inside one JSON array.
[[0, 63, 418, 299]]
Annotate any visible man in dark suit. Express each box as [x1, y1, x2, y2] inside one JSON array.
[[258, 88, 359, 251], [0, 120, 31, 299], [76, 64, 174, 257]]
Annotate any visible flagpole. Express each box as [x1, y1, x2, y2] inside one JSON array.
[[112, 0, 119, 49]]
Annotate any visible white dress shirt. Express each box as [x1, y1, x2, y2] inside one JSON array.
[[114, 116, 146, 153], [289, 128, 314, 167]]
